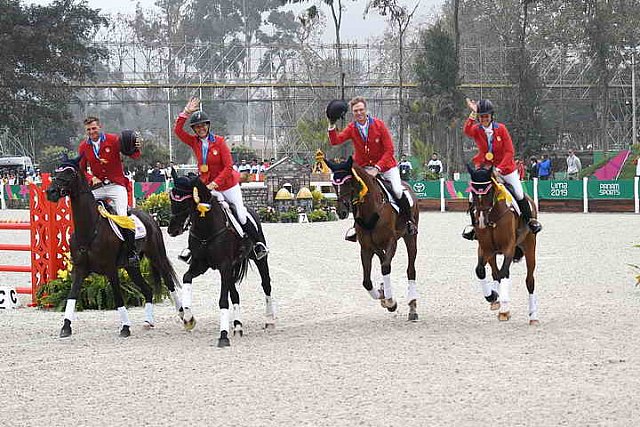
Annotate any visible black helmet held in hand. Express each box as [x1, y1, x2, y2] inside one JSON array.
[[189, 111, 210, 127], [120, 130, 138, 155], [326, 99, 348, 123], [477, 99, 494, 116]]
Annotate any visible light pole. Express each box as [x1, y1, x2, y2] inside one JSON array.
[[632, 52, 637, 146]]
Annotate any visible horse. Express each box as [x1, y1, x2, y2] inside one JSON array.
[[45, 157, 182, 338], [326, 156, 420, 321], [167, 173, 275, 348], [466, 164, 539, 324]]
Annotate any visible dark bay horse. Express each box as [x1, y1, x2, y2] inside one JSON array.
[[167, 174, 275, 347], [45, 158, 182, 338], [327, 157, 420, 321], [467, 165, 539, 324]]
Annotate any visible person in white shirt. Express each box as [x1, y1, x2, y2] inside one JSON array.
[[426, 153, 443, 178], [566, 150, 582, 180], [398, 154, 413, 180]]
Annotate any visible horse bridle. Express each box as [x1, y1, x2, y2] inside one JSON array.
[[170, 188, 230, 245]]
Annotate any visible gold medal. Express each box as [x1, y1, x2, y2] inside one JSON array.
[[485, 152, 494, 161], [200, 164, 209, 173]]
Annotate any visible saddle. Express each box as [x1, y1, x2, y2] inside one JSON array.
[[374, 175, 413, 213]]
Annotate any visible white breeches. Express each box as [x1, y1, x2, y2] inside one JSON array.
[[211, 184, 248, 224], [382, 166, 404, 199], [92, 184, 129, 215], [500, 170, 524, 200]]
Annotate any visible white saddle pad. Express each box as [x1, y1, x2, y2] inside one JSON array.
[[375, 179, 414, 214], [108, 214, 147, 241]]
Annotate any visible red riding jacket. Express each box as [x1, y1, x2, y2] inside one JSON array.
[[328, 116, 398, 172], [463, 118, 516, 175], [78, 132, 140, 188], [174, 113, 239, 191]]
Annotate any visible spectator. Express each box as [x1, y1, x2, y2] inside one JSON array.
[[538, 154, 552, 180], [528, 157, 539, 179], [515, 157, 526, 180], [566, 150, 582, 180], [238, 159, 250, 174], [398, 154, 413, 180], [148, 162, 166, 182], [426, 153, 443, 177], [249, 159, 260, 174]]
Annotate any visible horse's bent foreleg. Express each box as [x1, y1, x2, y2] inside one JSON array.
[[360, 248, 378, 299], [476, 251, 499, 309], [180, 269, 197, 331], [60, 269, 88, 338], [254, 257, 276, 329]]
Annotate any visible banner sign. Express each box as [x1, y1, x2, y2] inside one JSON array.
[[537, 180, 583, 200], [587, 180, 633, 199]]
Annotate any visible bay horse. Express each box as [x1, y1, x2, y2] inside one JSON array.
[[45, 157, 182, 338], [167, 173, 275, 348], [326, 156, 420, 321], [467, 165, 539, 324]]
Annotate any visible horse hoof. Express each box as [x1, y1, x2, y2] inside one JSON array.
[[498, 312, 511, 321], [120, 325, 131, 337], [408, 312, 419, 322], [385, 301, 398, 313], [264, 322, 276, 330], [490, 301, 501, 311], [233, 321, 243, 337], [143, 321, 154, 329], [218, 331, 231, 347], [59, 319, 72, 338], [183, 317, 196, 331], [529, 319, 541, 326]]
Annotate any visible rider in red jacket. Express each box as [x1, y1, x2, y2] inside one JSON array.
[[327, 96, 417, 241], [78, 116, 141, 265], [462, 99, 542, 240], [174, 97, 267, 262]]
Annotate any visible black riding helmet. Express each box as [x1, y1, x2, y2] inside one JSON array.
[[326, 99, 349, 122], [477, 99, 494, 116], [189, 111, 210, 127]]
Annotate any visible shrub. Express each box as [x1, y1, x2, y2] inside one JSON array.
[[138, 192, 171, 226], [279, 210, 299, 223], [308, 209, 328, 222], [257, 206, 280, 222], [36, 254, 167, 311]]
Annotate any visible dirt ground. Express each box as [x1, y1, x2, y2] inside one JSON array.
[[1, 209, 639, 426]]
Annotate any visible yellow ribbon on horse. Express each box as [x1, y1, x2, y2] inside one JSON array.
[[97, 205, 135, 230], [351, 168, 369, 203], [491, 178, 513, 204]]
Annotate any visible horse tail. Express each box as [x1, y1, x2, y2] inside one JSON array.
[[134, 209, 181, 292], [232, 256, 250, 287]]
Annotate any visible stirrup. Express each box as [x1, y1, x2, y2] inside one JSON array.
[[178, 248, 192, 264], [253, 242, 268, 260], [462, 226, 476, 241], [344, 227, 357, 242]]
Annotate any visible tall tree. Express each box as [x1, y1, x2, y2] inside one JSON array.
[[0, 0, 107, 157], [365, 0, 420, 154]]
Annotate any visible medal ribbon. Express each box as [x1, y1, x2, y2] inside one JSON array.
[[87, 133, 106, 159], [200, 133, 215, 165], [356, 116, 373, 142]]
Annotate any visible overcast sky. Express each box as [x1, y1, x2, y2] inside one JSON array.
[[28, 0, 446, 42]]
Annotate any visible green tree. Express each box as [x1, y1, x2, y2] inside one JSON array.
[[0, 0, 107, 157]]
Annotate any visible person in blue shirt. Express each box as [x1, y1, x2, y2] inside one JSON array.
[[538, 154, 552, 180]]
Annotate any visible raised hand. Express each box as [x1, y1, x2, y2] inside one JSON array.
[[184, 97, 200, 114], [466, 98, 478, 113]]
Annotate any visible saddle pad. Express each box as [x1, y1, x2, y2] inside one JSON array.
[[220, 202, 245, 237], [108, 214, 147, 241], [375, 178, 415, 214]]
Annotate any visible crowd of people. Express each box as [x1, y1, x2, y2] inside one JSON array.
[[1, 168, 42, 185], [519, 150, 583, 181]]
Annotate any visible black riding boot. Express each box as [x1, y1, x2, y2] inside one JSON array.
[[516, 198, 542, 234], [397, 193, 418, 235], [242, 220, 269, 260], [123, 228, 140, 267], [462, 203, 476, 240]]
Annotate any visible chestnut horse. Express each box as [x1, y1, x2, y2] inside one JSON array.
[[467, 165, 539, 324], [326, 156, 420, 321]]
